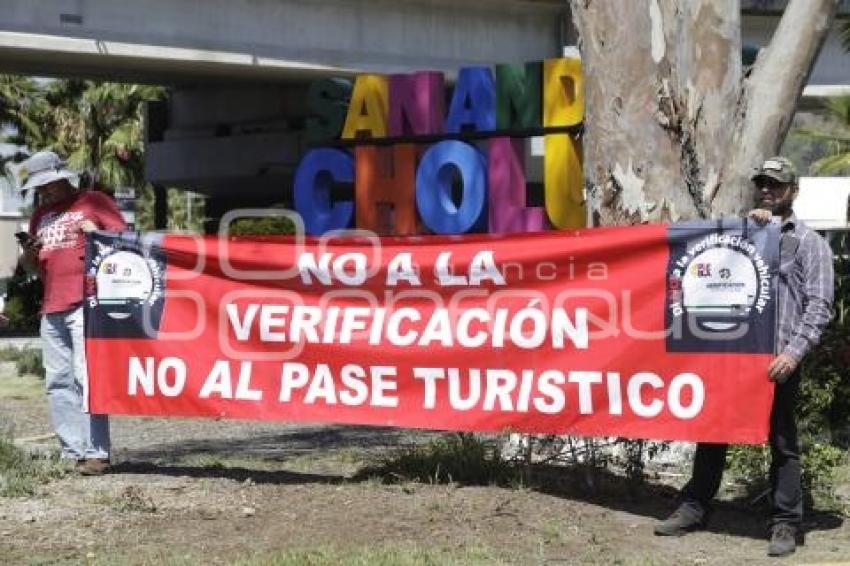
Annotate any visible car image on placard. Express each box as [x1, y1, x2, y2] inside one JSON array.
[[681, 246, 759, 332]]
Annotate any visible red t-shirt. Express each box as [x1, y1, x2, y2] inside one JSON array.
[[29, 191, 127, 314]]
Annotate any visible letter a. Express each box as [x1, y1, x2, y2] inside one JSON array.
[[342, 75, 389, 139]]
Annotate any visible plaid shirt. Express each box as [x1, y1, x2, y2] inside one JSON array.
[[777, 213, 834, 362]]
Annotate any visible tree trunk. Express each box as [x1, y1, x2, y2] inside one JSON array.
[[716, 0, 838, 214], [571, 0, 839, 225]]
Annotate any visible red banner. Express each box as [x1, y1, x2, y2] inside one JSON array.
[[85, 221, 779, 443]]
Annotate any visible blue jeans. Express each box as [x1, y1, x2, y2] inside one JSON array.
[[41, 306, 110, 460]]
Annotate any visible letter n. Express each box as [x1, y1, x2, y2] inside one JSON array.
[[388, 72, 445, 136], [496, 62, 542, 130]]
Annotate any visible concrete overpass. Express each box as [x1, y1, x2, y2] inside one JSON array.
[[1, 1, 847, 87], [0, 0, 568, 84]]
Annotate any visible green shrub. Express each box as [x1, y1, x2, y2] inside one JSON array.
[[0, 347, 44, 378], [726, 438, 846, 506], [227, 212, 296, 236], [726, 444, 771, 493], [0, 434, 66, 497], [3, 266, 42, 333], [802, 441, 845, 501], [804, 232, 850, 445], [15, 348, 43, 378], [356, 433, 522, 486], [615, 439, 670, 484]]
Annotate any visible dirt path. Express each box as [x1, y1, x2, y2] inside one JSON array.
[[1, 376, 849, 565]]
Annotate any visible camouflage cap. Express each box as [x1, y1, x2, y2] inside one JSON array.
[[751, 156, 797, 185]]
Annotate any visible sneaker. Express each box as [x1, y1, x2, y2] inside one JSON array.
[[74, 458, 111, 476], [767, 523, 797, 557], [654, 503, 706, 536]]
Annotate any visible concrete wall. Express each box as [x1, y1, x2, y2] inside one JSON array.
[[0, 214, 25, 280], [144, 85, 306, 194]]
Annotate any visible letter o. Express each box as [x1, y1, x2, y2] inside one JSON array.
[[157, 357, 187, 397], [415, 140, 487, 234], [667, 373, 704, 419], [333, 252, 367, 285], [508, 308, 547, 349]]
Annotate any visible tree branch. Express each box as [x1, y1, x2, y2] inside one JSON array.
[[714, 0, 839, 215]]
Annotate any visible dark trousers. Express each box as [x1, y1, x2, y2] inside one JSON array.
[[682, 370, 802, 526]]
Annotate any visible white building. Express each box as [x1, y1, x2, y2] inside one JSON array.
[[796, 177, 850, 231], [0, 177, 25, 280]]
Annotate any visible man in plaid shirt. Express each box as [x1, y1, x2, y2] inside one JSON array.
[[655, 157, 835, 557]]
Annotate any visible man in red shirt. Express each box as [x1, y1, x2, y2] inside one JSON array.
[[19, 151, 127, 475]]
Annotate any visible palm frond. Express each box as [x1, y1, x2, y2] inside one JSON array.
[[811, 152, 850, 175], [794, 127, 850, 144], [823, 95, 850, 126], [1, 77, 160, 193]]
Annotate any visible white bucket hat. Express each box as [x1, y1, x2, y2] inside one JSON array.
[[16, 150, 79, 193]]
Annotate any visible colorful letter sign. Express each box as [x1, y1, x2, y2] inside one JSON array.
[[300, 57, 586, 236]]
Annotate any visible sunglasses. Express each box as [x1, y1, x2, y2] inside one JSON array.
[[755, 179, 791, 192]]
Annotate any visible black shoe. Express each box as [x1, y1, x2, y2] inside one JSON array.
[[767, 523, 797, 557], [654, 503, 706, 536]]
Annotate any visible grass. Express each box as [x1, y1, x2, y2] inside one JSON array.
[[91, 544, 502, 566], [0, 348, 45, 402], [0, 353, 63, 498], [0, 373, 44, 401], [176, 453, 263, 470], [175, 448, 365, 477], [355, 433, 523, 487], [92, 485, 158, 513], [0, 433, 67, 497], [281, 447, 363, 474], [237, 544, 501, 566]]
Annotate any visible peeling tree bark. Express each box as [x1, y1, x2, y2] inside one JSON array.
[[570, 0, 838, 225]]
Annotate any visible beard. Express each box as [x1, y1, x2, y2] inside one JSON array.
[[757, 192, 793, 217], [771, 199, 792, 217]]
